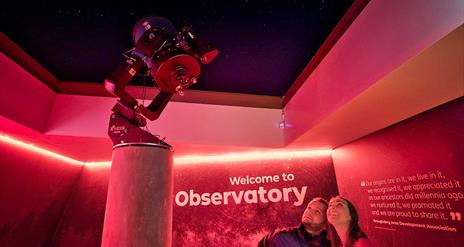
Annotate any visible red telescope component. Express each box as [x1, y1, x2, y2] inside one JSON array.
[[104, 16, 218, 144]]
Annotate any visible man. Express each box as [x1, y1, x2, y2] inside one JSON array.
[[258, 197, 330, 247]]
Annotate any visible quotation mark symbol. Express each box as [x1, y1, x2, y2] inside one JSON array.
[[450, 212, 462, 221]]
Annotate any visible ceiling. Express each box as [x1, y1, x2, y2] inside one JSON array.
[[0, 0, 353, 96], [0, 0, 462, 162]]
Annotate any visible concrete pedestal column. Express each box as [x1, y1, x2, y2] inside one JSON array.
[[102, 143, 173, 247]]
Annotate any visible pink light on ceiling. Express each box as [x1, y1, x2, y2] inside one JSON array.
[[0, 134, 84, 166], [86, 149, 332, 168], [174, 149, 332, 165], [85, 161, 112, 169], [0, 134, 332, 168]]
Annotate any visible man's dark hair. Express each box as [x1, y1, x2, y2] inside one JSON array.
[[309, 197, 329, 208]]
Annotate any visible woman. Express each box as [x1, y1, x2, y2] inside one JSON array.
[[326, 196, 374, 247]]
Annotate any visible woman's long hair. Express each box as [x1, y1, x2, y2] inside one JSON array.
[[327, 196, 367, 247]]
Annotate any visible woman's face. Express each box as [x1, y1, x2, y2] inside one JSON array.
[[327, 197, 351, 226]]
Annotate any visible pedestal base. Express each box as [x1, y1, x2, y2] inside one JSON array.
[[102, 143, 173, 247]]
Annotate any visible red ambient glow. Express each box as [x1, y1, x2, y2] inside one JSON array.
[[0, 134, 332, 168], [0, 134, 84, 166]]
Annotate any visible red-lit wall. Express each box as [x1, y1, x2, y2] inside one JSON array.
[[48, 156, 338, 247], [50, 167, 109, 247], [0, 142, 82, 246], [332, 97, 464, 247], [172, 156, 338, 246]]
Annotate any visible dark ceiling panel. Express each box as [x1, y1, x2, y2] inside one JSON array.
[[0, 0, 353, 96]]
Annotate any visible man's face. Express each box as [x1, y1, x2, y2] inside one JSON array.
[[301, 200, 327, 231]]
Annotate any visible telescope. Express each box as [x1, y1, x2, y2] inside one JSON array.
[[104, 16, 218, 145]]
